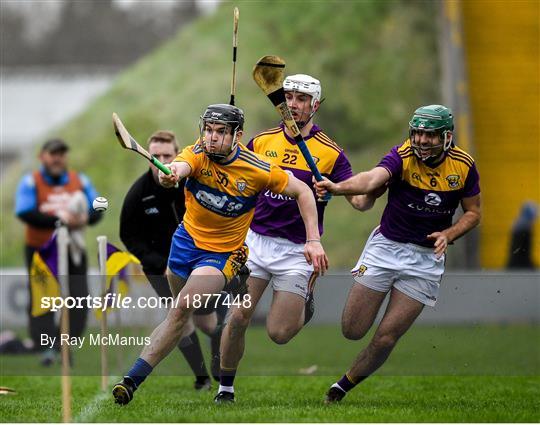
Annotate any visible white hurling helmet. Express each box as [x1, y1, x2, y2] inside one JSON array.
[[283, 74, 322, 108]]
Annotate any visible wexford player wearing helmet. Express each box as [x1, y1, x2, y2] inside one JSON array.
[[215, 75, 367, 403], [112, 104, 328, 405], [315, 105, 481, 403]]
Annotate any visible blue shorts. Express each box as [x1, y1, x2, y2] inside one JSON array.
[[168, 224, 248, 282]]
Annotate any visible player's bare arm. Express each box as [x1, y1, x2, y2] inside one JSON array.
[[281, 175, 329, 274], [346, 194, 377, 211], [427, 194, 482, 258], [159, 161, 191, 188], [346, 184, 388, 211], [315, 166, 390, 199]]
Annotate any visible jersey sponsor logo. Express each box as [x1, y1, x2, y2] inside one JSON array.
[[424, 193, 442, 206], [412, 172, 422, 182], [285, 148, 299, 154], [195, 190, 244, 214], [265, 150, 278, 158], [407, 202, 453, 215], [446, 174, 460, 188], [201, 168, 213, 177], [186, 179, 257, 218], [196, 190, 228, 208], [144, 207, 159, 215], [263, 189, 294, 201]]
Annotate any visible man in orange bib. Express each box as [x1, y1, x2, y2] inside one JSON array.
[[15, 138, 102, 365]]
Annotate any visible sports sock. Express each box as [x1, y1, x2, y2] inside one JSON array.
[[210, 324, 223, 380], [210, 324, 223, 353], [126, 357, 153, 388], [219, 368, 236, 388], [178, 331, 210, 381], [218, 385, 234, 394], [216, 292, 229, 324], [334, 373, 360, 392]]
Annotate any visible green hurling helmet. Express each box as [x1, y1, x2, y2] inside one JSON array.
[[409, 105, 454, 132], [409, 105, 454, 164]]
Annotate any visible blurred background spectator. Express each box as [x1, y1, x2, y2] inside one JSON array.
[[507, 202, 538, 269]]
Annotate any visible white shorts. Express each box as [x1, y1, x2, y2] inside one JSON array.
[[351, 227, 445, 306], [245, 229, 314, 299]]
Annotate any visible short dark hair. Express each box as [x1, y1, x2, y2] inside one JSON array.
[[41, 138, 69, 153], [147, 130, 179, 152]]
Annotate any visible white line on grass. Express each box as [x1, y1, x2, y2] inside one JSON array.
[[74, 376, 119, 423]]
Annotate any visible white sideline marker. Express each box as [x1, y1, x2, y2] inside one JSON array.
[[97, 235, 109, 392], [57, 226, 71, 423]]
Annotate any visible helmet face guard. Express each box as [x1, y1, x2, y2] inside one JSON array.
[[408, 105, 454, 165], [199, 104, 244, 162], [283, 74, 321, 129]]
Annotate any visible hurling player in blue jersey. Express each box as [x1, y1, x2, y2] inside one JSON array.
[[315, 105, 481, 403]]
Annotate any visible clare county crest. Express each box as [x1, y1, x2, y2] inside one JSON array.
[[446, 175, 460, 188], [236, 179, 247, 192]]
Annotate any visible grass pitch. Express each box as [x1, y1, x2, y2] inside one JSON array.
[[1, 324, 538, 422]]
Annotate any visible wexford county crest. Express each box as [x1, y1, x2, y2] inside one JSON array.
[[236, 178, 247, 192], [446, 174, 461, 188], [352, 264, 368, 277]]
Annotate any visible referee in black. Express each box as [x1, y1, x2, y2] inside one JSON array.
[[120, 130, 222, 390]]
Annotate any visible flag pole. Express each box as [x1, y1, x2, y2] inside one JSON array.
[[57, 226, 71, 423], [97, 236, 108, 391]]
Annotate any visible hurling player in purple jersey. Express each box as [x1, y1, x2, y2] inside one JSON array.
[[216, 74, 368, 403], [315, 105, 481, 403]]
